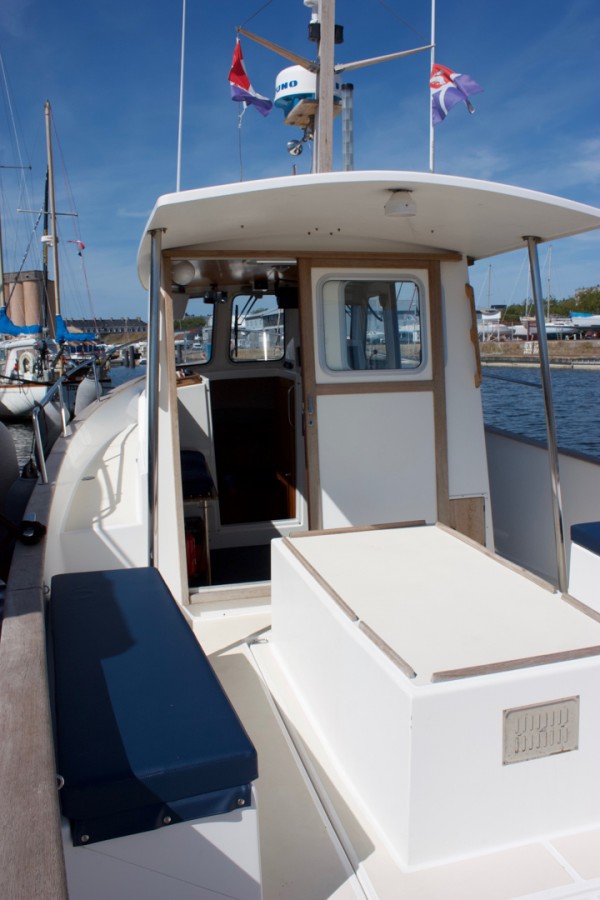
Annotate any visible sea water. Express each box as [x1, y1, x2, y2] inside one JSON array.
[[481, 366, 600, 460]]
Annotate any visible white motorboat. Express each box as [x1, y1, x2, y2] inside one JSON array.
[[569, 312, 600, 332], [516, 316, 579, 340], [3, 7, 600, 900]]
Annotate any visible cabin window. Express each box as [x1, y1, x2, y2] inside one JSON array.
[[320, 278, 423, 372], [175, 297, 213, 365], [229, 293, 285, 363]]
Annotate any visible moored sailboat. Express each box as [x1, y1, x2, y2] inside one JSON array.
[[0, 102, 96, 419]]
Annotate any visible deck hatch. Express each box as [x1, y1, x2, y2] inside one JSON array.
[[503, 697, 579, 765]]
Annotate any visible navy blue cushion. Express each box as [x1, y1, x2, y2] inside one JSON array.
[[180, 450, 215, 498], [50, 567, 257, 844], [571, 522, 600, 557]]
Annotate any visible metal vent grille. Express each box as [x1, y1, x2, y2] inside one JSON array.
[[503, 697, 579, 765]]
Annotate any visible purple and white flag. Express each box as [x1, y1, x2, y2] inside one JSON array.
[[430, 63, 483, 126], [228, 39, 273, 117]]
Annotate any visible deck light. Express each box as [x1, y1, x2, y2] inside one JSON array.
[[172, 260, 195, 286], [384, 190, 416, 217]]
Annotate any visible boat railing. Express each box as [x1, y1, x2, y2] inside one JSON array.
[[32, 341, 140, 484], [482, 369, 543, 390]]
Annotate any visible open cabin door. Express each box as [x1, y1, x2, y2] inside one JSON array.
[[298, 259, 451, 532]]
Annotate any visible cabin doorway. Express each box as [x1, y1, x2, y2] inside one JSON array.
[[174, 274, 306, 593]]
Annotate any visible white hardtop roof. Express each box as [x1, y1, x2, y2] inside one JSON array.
[[138, 170, 600, 288]]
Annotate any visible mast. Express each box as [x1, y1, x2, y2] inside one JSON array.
[[41, 171, 50, 331], [314, 0, 335, 173], [44, 100, 61, 324]]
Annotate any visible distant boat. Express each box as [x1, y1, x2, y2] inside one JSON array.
[[0, 335, 65, 418], [569, 311, 600, 330], [477, 308, 514, 339], [514, 316, 578, 339]]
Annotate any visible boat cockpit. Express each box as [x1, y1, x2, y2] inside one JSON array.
[[154, 244, 491, 603]]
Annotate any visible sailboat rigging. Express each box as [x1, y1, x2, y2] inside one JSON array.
[[0, 101, 97, 417]]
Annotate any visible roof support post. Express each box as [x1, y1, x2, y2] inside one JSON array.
[[147, 228, 164, 567], [525, 235, 568, 592]]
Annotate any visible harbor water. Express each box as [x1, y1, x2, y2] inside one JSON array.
[[481, 366, 600, 460], [4, 363, 600, 467]]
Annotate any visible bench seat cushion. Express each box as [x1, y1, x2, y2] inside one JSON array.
[[571, 522, 600, 557], [180, 450, 215, 499], [50, 567, 257, 844]]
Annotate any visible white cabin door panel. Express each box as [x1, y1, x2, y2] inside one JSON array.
[[316, 392, 437, 528]]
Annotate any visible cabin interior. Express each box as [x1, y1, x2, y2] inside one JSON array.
[[155, 249, 491, 602]]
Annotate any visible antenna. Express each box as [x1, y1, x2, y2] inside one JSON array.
[[176, 0, 186, 191]]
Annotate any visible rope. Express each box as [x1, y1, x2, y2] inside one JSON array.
[[374, 0, 429, 43], [240, 0, 274, 29], [237, 106, 246, 182], [234, 0, 275, 182], [0, 48, 39, 273], [50, 113, 98, 325], [3, 209, 44, 313]]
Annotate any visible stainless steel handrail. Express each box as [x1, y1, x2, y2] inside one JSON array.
[[526, 235, 568, 593], [31, 341, 141, 484]]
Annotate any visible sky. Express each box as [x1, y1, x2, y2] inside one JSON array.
[[0, 0, 598, 321]]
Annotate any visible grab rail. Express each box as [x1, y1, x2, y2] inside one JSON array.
[[31, 341, 140, 484]]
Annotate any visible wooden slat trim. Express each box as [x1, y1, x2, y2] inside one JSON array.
[[282, 533, 419, 679], [358, 621, 417, 679], [561, 592, 600, 625], [282, 537, 358, 622], [298, 258, 322, 529], [432, 644, 600, 683], [448, 496, 486, 545], [163, 248, 463, 263], [312, 380, 435, 396], [429, 259, 450, 527], [465, 282, 482, 388], [291, 520, 426, 539]]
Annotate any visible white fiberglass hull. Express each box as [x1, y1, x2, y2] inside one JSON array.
[[0, 381, 51, 419]]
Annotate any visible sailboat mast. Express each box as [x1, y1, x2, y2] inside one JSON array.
[[44, 100, 60, 323], [42, 171, 50, 331]]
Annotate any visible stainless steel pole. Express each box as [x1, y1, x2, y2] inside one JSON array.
[[341, 83, 354, 171], [429, 0, 436, 173], [147, 229, 163, 568], [526, 235, 568, 592], [176, 0, 186, 191]]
